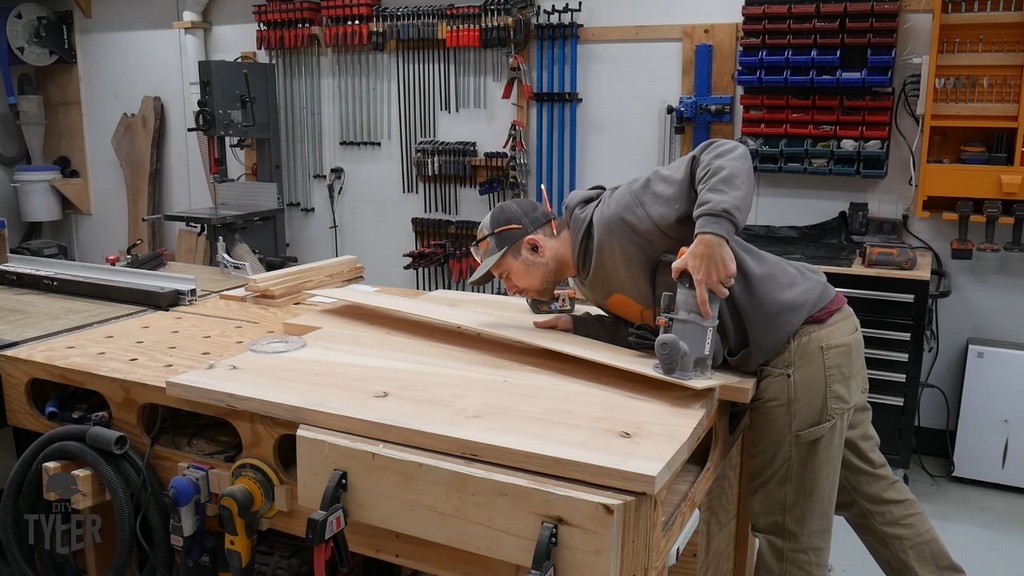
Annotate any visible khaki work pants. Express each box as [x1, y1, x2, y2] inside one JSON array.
[[746, 306, 965, 576]]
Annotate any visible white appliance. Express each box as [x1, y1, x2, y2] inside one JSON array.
[[953, 339, 1024, 489]]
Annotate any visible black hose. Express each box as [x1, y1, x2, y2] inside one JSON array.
[[0, 425, 172, 576]]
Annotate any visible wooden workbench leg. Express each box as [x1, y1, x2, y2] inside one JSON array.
[[733, 430, 756, 576]]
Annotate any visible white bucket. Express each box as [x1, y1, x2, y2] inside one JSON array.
[[13, 165, 62, 222]]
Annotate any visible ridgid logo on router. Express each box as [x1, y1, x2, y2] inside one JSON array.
[[25, 472, 103, 553]]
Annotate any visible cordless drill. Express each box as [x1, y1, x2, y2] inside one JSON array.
[[950, 200, 975, 260], [977, 200, 1003, 253], [1004, 203, 1024, 253]]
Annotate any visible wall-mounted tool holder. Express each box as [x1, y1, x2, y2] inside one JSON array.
[[404, 217, 503, 293], [917, 1, 1024, 227], [737, 0, 899, 178]]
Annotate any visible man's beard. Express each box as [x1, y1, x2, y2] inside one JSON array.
[[535, 258, 562, 299]]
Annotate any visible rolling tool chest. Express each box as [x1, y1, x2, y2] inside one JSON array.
[[737, 0, 899, 178], [819, 254, 935, 473]]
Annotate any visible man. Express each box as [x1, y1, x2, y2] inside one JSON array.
[[467, 139, 963, 576]]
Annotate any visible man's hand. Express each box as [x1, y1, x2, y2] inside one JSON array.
[[671, 233, 736, 319], [533, 314, 573, 332]]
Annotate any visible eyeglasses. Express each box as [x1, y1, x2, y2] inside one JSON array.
[[470, 224, 523, 262]]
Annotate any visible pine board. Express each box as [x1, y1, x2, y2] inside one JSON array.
[[296, 288, 756, 403], [112, 96, 162, 253], [167, 311, 715, 494]]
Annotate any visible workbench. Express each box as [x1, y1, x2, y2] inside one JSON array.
[[0, 286, 757, 576]]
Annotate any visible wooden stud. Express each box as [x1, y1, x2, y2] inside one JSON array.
[[74, 0, 91, 18]]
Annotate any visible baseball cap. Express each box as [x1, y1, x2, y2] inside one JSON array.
[[468, 198, 555, 286]]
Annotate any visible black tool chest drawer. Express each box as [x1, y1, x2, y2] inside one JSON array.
[[825, 273, 930, 469]]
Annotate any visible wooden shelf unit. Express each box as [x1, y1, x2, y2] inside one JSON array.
[[917, 2, 1024, 220]]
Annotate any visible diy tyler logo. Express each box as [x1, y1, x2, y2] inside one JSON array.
[[25, 472, 103, 553]]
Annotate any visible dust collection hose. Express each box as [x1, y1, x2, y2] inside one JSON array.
[[0, 425, 173, 576]]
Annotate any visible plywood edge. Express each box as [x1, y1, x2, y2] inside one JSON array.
[[173, 20, 212, 30]]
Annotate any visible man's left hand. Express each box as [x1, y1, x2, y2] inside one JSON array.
[[671, 233, 736, 319]]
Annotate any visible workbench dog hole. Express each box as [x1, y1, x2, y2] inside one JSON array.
[[29, 380, 112, 426], [274, 433, 298, 481], [137, 404, 243, 463]]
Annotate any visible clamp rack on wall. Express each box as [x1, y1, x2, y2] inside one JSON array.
[[737, 0, 900, 178]]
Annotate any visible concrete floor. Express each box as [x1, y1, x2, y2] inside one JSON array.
[[829, 457, 1024, 576]]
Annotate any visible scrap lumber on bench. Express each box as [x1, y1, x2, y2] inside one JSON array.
[[237, 256, 365, 306]]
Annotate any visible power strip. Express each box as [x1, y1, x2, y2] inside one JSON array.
[[916, 55, 929, 118]]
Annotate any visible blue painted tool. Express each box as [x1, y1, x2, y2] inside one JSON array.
[[675, 44, 733, 150], [535, 10, 544, 204]]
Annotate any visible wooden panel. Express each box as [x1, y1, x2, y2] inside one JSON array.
[[295, 288, 756, 403], [1, 311, 283, 388], [0, 286, 144, 347], [168, 313, 715, 494], [580, 25, 687, 43], [297, 426, 644, 575], [36, 63, 91, 214], [176, 297, 328, 326], [112, 96, 162, 253], [163, 262, 248, 294]]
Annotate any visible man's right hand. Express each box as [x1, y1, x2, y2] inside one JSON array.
[[533, 314, 573, 332]]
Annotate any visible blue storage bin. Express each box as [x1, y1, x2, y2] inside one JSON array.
[[805, 157, 831, 175], [782, 138, 807, 160], [812, 48, 841, 67], [832, 139, 860, 161], [736, 68, 761, 86], [788, 68, 814, 86], [839, 69, 866, 87], [865, 68, 893, 87], [806, 138, 835, 158], [831, 159, 858, 176], [763, 48, 789, 67], [789, 48, 814, 66], [782, 159, 807, 174], [756, 136, 787, 160], [755, 156, 783, 173], [738, 48, 763, 67], [859, 158, 888, 178], [859, 140, 889, 160], [867, 47, 895, 67], [813, 68, 839, 86], [762, 68, 788, 86]]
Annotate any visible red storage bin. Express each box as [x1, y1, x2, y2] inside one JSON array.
[[764, 110, 790, 121], [765, 3, 791, 16], [790, 18, 815, 31], [813, 109, 839, 123], [742, 20, 766, 34], [814, 18, 841, 31], [870, 31, 896, 45], [817, 33, 843, 46], [809, 125, 836, 137], [819, 2, 847, 15], [740, 94, 764, 107], [787, 124, 814, 137], [765, 35, 791, 47], [763, 123, 788, 136], [788, 110, 813, 122], [848, 1, 873, 14], [864, 94, 894, 108], [845, 34, 871, 46], [765, 20, 790, 32], [790, 34, 815, 46], [872, 16, 899, 31], [863, 125, 891, 139], [790, 95, 815, 107], [864, 110, 892, 124], [764, 95, 789, 107], [742, 5, 766, 17], [741, 123, 765, 136], [836, 125, 864, 139], [791, 3, 819, 16], [740, 35, 765, 47], [743, 108, 767, 121], [873, 1, 901, 14], [839, 109, 865, 123], [815, 95, 841, 107]]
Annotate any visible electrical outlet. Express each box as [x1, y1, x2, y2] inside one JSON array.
[[916, 55, 930, 118]]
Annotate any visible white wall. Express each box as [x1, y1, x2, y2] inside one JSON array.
[[0, 0, 1019, 428]]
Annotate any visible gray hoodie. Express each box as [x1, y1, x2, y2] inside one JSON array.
[[565, 139, 836, 374]]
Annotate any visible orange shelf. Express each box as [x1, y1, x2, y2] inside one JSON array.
[[939, 12, 1024, 25]]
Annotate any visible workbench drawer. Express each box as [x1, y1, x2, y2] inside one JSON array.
[[839, 287, 916, 321], [862, 327, 912, 354], [296, 426, 642, 575]]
